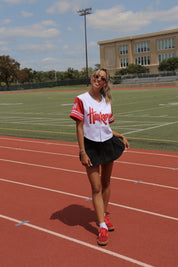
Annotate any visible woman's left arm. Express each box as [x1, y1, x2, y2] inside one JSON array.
[[112, 130, 130, 149]]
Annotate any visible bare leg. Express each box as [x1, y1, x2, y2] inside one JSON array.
[[101, 162, 113, 214], [86, 165, 105, 223]]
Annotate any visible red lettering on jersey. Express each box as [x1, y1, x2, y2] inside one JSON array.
[[87, 107, 109, 125]]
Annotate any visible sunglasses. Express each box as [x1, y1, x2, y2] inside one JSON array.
[[93, 74, 106, 82]]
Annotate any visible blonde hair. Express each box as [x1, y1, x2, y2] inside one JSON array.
[[92, 68, 112, 103]]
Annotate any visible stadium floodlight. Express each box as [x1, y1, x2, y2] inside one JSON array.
[[77, 8, 92, 87]]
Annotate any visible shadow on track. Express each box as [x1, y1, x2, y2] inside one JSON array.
[[50, 204, 98, 236]]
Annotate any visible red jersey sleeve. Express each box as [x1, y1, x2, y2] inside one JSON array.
[[70, 97, 84, 121]]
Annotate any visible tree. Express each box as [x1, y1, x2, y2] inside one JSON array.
[[158, 59, 168, 71], [94, 64, 100, 70], [127, 64, 147, 74], [33, 70, 44, 82], [159, 57, 178, 71], [48, 70, 56, 81], [18, 70, 29, 84], [115, 68, 127, 76], [0, 55, 20, 87], [21, 68, 34, 82], [114, 64, 147, 76], [65, 68, 79, 79], [80, 67, 93, 79]]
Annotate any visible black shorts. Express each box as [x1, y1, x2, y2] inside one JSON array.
[[81, 135, 125, 166]]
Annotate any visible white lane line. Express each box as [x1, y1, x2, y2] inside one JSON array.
[[0, 137, 177, 158], [126, 150, 178, 158], [0, 158, 83, 174], [0, 178, 178, 222], [117, 160, 174, 170], [0, 136, 77, 147], [0, 158, 177, 191], [111, 176, 178, 191], [0, 146, 175, 170], [0, 146, 75, 158], [0, 214, 154, 267], [0, 178, 86, 199]]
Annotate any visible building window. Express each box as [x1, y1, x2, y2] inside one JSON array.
[[135, 56, 150, 65], [158, 53, 175, 63], [120, 45, 128, 55], [135, 42, 150, 53], [120, 58, 128, 68], [158, 38, 175, 50]]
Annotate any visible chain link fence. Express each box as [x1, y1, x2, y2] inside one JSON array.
[[0, 78, 88, 91]]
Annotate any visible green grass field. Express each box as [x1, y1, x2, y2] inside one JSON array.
[[0, 86, 178, 152]]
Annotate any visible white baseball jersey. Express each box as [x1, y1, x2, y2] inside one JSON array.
[[70, 92, 114, 142]]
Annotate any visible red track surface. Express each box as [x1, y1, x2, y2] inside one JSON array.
[[0, 85, 178, 95], [0, 136, 178, 267]]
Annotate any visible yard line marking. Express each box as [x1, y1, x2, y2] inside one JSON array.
[[122, 121, 178, 135], [61, 103, 73, 106], [0, 127, 75, 135], [0, 146, 175, 170], [0, 103, 23, 105], [119, 105, 177, 116], [0, 121, 75, 127], [0, 215, 154, 267], [0, 178, 178, 221], [0, 159, 177, 191]]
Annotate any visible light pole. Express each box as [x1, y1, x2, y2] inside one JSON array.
[[77, 8, 92, 87]]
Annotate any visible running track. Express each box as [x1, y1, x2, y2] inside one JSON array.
[[0, 136, 178, 267]]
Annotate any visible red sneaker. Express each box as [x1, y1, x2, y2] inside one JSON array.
[[97, 228, 108, 246], [104, 215, 115, 231]]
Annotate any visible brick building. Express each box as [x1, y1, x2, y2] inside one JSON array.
[[97, 28, 178, 75]]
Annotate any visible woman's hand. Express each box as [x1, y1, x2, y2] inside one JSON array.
[[80, 151, 93, 167], [76, 120, 92, 167], [112, 131, 130, 149], [120, 135, 130, 149]]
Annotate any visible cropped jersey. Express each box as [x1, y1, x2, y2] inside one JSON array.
[[70, 92, 114, 142]]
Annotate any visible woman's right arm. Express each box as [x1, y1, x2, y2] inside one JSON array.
[[76, 119, 92, 167]]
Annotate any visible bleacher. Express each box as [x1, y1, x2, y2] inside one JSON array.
[[120, 72, 178, 84]]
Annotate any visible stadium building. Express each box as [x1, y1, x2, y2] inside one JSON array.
[[97, 28, 178, 75]]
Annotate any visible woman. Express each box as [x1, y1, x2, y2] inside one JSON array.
[[70, 68, 129, 246]]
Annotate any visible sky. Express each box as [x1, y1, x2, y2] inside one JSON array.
[[0, 0, 178, 72]]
